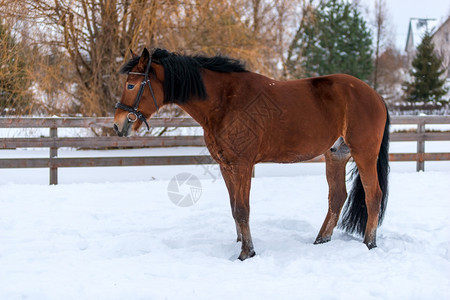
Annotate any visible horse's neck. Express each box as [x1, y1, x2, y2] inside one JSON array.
[[177, 70, 234, 130], [177, 100, 212, 129]]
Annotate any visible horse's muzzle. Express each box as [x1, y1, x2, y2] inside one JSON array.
[[113, 123, 123, 137], [113, 121, 133, 137]]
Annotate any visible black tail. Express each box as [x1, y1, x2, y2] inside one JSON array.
[[339, 111, 390, 236]]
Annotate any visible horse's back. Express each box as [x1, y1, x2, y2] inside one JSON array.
[[282, 73, 386, 134], [253, 74, 386, 163]]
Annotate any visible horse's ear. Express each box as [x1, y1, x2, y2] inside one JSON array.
[[130, 49, 138, 58], [138, 48, 150, 69]]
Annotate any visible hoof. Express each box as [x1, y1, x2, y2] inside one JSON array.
[[238, 249, 256, 261], [314, 236, 331, 245], [365, 241, 377, 250], [236, 236, 242, 243]]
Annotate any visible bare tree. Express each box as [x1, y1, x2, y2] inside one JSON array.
[[1, 0, 303, 117], [372, 0, 393, 91], [0, 16, 34, 115], [1, 0, 166, 116], [376, 47, 408, 104], [285, 0, 316, 79]]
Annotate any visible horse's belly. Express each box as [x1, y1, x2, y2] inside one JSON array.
[[257, 126, 339, 163], [259, 143, 329, 163], [260, 152, 321, 164]]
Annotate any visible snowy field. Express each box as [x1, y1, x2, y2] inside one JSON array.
[[1, 147, 450, 299], [1, 123, 450, 299]]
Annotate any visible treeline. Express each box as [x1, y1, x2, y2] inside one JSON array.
[[0, 0, 448, 117]]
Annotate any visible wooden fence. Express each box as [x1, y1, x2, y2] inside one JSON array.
[[1, 116, 449, 184]]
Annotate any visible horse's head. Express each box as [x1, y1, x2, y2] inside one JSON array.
[[113, 48, 164, 137]]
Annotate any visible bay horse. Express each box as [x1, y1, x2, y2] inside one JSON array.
[[113, 48, 389, 260]]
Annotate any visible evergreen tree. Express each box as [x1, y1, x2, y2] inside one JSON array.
[[287, 0, 373, 80], [403, 31, 448, 105], [0, 21, 33, 115]]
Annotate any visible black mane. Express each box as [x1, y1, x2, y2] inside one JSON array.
[[120, 56, 141, 75], [120, 48, 247, 104]]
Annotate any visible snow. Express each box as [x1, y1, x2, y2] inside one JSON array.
[[0, 149, 449, 298]]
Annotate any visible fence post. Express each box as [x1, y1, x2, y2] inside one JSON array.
[[416, 120, 425, 172], [50, 126, 58, 185]]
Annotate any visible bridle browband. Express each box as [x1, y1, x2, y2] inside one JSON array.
[[114, 57, 159, 130]]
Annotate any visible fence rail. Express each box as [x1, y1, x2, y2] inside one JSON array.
[[1, 116, 449, 184], [0, 136, 206, 148]]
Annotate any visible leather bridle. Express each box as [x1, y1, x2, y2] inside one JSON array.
[[114, 58, 159, 130]]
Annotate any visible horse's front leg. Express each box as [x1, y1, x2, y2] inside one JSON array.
[[220, 165, 242, 242], [220, 163, 255, 260]]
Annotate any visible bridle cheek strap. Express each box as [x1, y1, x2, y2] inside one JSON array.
[[114, 57, 159, 131], [114, 102, 150, 130], [147, 79, 159, 113]]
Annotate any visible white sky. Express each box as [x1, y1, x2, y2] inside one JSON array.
[[360, 0, 450, 51]]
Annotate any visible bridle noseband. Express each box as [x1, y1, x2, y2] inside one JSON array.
[[115, 57, 159, 130]]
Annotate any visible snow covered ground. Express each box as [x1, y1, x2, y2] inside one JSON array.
[[0, 151, 449, 299], [1, 122, 450, 299]]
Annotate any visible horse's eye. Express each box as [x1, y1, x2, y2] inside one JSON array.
[[127, 84, 135, 90]]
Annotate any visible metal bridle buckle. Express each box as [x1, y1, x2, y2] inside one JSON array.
[[127, 112, 138, 123]]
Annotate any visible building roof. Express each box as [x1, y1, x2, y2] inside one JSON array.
[[432, 16, 450, 38], [405, 18, 439, 52]]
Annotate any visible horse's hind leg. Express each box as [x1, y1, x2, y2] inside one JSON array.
[[314, 146, 350, 244], [352, 154, 383, 249]]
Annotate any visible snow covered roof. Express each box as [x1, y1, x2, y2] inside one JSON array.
[[405, 18, 439, 52]]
